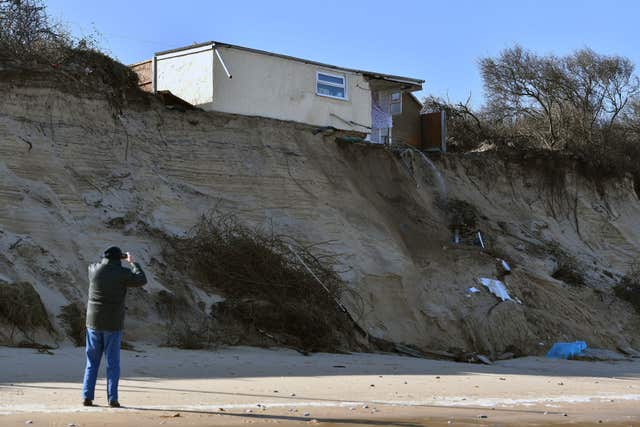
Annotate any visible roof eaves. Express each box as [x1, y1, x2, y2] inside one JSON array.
[[154, 40, 424, 86], [155, 41, 214, 56]]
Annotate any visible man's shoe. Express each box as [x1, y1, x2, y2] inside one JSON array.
[[83, 399, 93, 406], [109, 401, 121, 408]]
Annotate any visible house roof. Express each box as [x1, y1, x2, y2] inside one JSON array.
[[155, 41, 424, 89]]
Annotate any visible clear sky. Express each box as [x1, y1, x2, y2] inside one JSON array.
[[46, 0, 640, 105]]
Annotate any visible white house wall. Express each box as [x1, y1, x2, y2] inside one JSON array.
[[155, 44, 374, 131], [210, 46, 372, 131], [156, 45, 214, 108]]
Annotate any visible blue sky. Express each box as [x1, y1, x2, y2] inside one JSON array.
[[47, 0, 640, 104]]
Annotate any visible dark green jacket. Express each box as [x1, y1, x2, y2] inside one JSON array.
[[86, 258, 147, 331]]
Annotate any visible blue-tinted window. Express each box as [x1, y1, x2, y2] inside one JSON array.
[[316, 72, 346, 99], [318, 73, 344, 85], [317, 83, 345, 98]]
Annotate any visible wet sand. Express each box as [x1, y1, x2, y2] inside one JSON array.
[[1, 345, 639, 426]]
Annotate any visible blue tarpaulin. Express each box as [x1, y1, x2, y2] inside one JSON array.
[[546, 341, 587, 359]]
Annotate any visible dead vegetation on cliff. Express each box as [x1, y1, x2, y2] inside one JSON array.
[[57, 302, 86, 346], [161, 212, 365, 353], [425, 46, 640, 195], [0, 0, 140, 105], [0, 281, 52, 344]]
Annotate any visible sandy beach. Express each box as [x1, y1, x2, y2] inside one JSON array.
[[1, 345, 639, 426]]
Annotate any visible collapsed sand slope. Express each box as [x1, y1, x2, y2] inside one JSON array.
[[0, 66, 639, 355], [431, 154, 640, 353]]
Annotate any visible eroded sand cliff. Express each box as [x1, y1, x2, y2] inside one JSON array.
[[1, 64, 640, 357]]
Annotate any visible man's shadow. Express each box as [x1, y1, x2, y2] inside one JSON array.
[[125, 406, 424, 427]]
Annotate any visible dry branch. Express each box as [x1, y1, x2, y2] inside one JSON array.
[[162, 211, 366, 352]]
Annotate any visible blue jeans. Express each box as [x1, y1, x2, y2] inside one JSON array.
[[82, 328, 122, 402]]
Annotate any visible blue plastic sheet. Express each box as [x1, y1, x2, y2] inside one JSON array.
[[546, 341, 587, 359]]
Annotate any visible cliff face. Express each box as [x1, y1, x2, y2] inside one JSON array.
[[1, 65, 640, 356]]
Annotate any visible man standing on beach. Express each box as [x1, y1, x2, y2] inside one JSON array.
[[82, 246, 147, 408]]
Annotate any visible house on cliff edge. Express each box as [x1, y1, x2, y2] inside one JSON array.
[[130, 41, 442, 148]]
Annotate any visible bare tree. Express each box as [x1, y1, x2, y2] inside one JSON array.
[[423, 95, 495, 150], [0, 0, 62, 58], [622, 97, 640, 136], [0, 0, 101, 62], [480, 46, 640, 149], [562, 48, 639, 140], [480, 46, 565, 148]]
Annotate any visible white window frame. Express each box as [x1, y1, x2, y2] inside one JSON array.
[[390, 91, 402, 115], [316, 70, 348, 101]]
